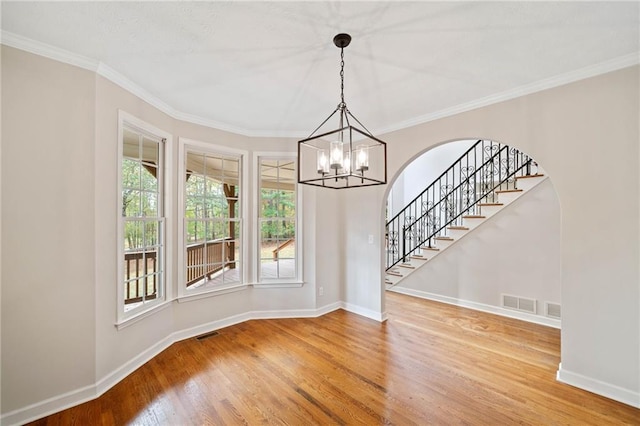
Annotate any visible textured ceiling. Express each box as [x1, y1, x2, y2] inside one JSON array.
[[2, 2, 639, 137]]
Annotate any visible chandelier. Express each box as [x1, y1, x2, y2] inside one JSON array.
[[297, 33, 387, 189]]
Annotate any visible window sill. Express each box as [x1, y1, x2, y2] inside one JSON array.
[[251, 281, 305, 289], [115, 300, 172, 330], [177, 283, 249, 303]]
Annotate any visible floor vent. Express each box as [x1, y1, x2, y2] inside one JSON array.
[[502, 294, 537, 314], [196, 331, 220, 341], [545, 302, 561, 319]]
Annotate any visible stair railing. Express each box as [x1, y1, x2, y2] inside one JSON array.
[[386, 140, 533, 270]]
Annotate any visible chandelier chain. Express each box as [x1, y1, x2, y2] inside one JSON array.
[[340, 47, 345, 106]]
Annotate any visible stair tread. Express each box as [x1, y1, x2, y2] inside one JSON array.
[[495, 189, 523, 194], [399, 264, 415, 269], [516, 174, 545, 180], [463, 215, 486, 219], [387, 271, 403, 277], [421, 247, 440, 251], [448, 226, 469, 230], [435, 237, 454, 241], [479, 203, 504, 206], [410, 255, 426, 259]]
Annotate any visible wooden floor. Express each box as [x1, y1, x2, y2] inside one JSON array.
[[30, 292, 639, 425]]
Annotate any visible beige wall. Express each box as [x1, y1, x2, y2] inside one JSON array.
[[1, 47, 97, 412], [393, 177, 562, 325], [342, 65, 639, 404], [1, 44, 639, 421]]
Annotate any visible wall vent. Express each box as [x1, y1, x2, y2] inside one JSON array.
[[502, 294, 537, 314], [195, 330, 220, 341], [545, 302, 561, 319]]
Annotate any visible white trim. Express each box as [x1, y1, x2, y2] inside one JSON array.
[[117, 111, 174, 324], [177, 138, 249, 299], [176, 283, 249, 303], [253, 151, 302, 284], [341, 302, 387, 322], [0, 303, 346, 426], [3, 31, 637, 138], [556, 363, 640, 409], [250, 304, 341, 320], [374, 53, 640, 136], [1, 30, 98, 72], [388, 286, 561, 329], [114, 300, 172, 330], [97, 63, 178, 121], [252, 281, 304, 289], [94, 335, 174, 398], [0, 382, 98, 426]]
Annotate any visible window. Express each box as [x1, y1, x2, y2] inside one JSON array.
[[258, 157, 299, 281], [119, 115, 170, 320], [181, 144, 243, 294]]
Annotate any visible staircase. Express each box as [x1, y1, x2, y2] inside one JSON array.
[[385, 140, 546, 288]]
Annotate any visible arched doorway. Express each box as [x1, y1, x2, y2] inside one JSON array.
[[380, 138, 562, 328]]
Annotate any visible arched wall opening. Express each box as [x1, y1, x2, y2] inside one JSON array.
[[337, 67, 639, 407], [380, 138, 562, 329]]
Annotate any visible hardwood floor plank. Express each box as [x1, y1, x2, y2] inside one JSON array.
[[27, 292, 640, 425]]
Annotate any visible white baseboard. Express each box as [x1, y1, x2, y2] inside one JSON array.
[[250, 302, 342, 320], [341, 301, 386, 322], [556, 363, 640, 408], [171, 312, 253, 343], [0, 382, 97, 426], [389, 286, 561, 329], [0, 303, 355, 426]]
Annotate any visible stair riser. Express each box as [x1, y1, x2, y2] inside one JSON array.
[[447, 229, 468, 239], [496, 192, 522, 205], [477, 205, 502, 217], [516, 177, 545, 192], [433, 239, 454, 250], [461, 218, 485, 229]]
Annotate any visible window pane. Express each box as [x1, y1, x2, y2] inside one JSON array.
[[122, 123, 164, 313], [141, 165, 157, 192], [123, 190, 141, 217], [142, 191, 158, 217], [124, 220, 143, 250], [184, 149, 242, 291], [122, 158, 141, 189], [277, 259, 296, 278], [280, 191, 296, 218], [259, 157, 297, 281], [142, 136, 158, 164], [145, 221, 159, 247]]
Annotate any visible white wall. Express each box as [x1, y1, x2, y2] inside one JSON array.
[[342, 65, 639, 407], [393, 178, 562, 324], [389, 139, 475, 217]]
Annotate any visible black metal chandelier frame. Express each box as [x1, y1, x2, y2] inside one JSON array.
[[297, 33, 387, 189]]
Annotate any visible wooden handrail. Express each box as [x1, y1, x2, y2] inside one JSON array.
[[124, 237, 236, 304], [185, 238, 234, 287], [273, 239, 294, 260]]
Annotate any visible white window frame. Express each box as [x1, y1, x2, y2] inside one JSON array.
[[253, 152, 303, 287], [116, 111, 173, 327], [177, 137, 249, 302]]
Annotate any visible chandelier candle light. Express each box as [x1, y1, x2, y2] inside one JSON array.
[[297, 33, 387, 188]]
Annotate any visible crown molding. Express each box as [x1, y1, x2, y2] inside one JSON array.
[[374, 52, 640, 137], [3, 30, 638, 139], [1, 30, 98, 71], [1, 30, 263, 137]]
